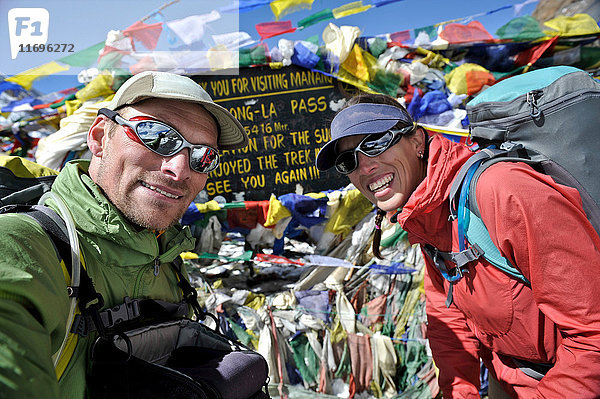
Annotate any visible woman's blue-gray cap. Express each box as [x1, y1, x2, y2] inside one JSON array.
[[315, 103, 413, 171]]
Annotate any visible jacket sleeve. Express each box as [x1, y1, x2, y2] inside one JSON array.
[[422, 251, 482, 399], [0, 214, 71, 399], [476, 162, 600, 398]]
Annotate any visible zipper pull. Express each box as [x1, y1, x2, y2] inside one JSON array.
[[527, 90, 542, 118], [154, 258, 160, 276]]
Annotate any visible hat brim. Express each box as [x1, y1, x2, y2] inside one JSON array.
[[316, 103, 413, 171], [315, 118, 400, 171], [108, 71, 248, 151]]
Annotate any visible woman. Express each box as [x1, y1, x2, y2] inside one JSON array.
[[315, 93, 600, 398]]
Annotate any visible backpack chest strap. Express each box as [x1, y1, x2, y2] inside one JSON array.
[[422, 244, 485, 307]]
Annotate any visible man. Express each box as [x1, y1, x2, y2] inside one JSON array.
[[0, 71, 248, 398]]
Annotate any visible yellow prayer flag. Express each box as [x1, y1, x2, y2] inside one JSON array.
[[264, 194, 292, 227], [6, 61, 70, 90], [325, 189, 373, 237], [195, 200, 222, 213], [543, 13, 600, 37], [75, 73, 114, 102], [444, 63, 490, 95], [65, 99, 83, 116], [341, 44, 370, 81], [270, 0, 314, 20], [332, 1, 372, 19], [180, 252, 199, 260]]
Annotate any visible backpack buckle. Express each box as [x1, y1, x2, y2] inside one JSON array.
[[101, 296, 141, 329]]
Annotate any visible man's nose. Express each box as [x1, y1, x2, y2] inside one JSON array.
[[161, 149, 192, 180]]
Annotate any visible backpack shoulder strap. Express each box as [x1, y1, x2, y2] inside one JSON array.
[[1, 204, 72, 276]]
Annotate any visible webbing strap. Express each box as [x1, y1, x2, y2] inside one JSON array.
[[449, 148, 501, 219], [171, 257, 219, 331], [423, 244, 485, 307], [70, 298, 189, 336]]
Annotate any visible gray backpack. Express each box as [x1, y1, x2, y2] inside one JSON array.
[[423, 66, 600, 309]]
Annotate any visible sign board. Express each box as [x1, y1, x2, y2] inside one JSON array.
[[193, 65, 356, 202]]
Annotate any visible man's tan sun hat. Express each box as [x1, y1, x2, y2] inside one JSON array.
[[108, 71, 248, 150]]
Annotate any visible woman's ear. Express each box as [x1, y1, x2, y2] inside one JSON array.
[[87, 116, 107, 157], [409, 126, 427, 154]]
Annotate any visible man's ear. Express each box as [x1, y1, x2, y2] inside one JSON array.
[[88, 116, 107, 157]]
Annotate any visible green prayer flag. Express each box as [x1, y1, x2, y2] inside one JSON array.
[[59, 42, 105, 67], [298, 9, 333, 29]]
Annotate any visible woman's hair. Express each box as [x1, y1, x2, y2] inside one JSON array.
[[345, 93, 427, 259]]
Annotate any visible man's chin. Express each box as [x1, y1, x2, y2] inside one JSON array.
[[123, 207, 182, 231]]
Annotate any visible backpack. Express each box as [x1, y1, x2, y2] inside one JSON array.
[[0, 156, 271, 398], [423, 66, 600, 309]]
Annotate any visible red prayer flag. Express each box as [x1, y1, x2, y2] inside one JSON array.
[[390, 30, 410, 44], [439, 21, 494, 44], [123, 20, 163, 50], [465, 69, 495, 96], [255, 20, 296, 40], [514, 35, 559, 67]]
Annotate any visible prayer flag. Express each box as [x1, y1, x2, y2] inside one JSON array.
[[212, 31, 255, 50], [6, 61, 70, 90], [389, 30, 411, 44], [496, 15, 544, 41], [220, 0, 271, 13], [332, 1, 372, 19], [166, 11, 221, 45], [129, 56, 156, 75], [59, 42, 105, 67], [514, 35, 559, 69], [298, 9, 333, 29], [323, 23, 361, 66], [444, 63, 492, 95], [0, 81, 26, 95], [255, 21, 296, 40], [439, 21, 494, 44], [291, 41, 320, 69], [371, 0, 405, 6], [342, 44, 370, 81], [270, 0, 314, 20], [123, 20, 163, 50], [513, 0, 539, 16], [543, 13, 600, 37]]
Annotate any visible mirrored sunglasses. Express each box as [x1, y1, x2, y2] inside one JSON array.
[[98, 108, 219, 174], [334, 124, 415, 175]]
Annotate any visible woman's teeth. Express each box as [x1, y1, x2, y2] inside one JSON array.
[[369, 174, 393, 192], [141, 182, 181, 199]]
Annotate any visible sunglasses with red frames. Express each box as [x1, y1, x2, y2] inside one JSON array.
[[97, 108, 220, 174], [334, 124, 416, 175]]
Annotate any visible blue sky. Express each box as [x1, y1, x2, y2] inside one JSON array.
[[1, 0, 539, 94]]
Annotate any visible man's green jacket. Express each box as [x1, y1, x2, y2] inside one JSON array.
[[0, 160, 195, 398]]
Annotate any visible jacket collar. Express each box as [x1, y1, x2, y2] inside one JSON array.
[[51, 160, 195, 265], [396, 134, 474, 245]]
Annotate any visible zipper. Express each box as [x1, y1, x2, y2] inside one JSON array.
[[153, 257, 160, 276], [470, 90, 600, 130]]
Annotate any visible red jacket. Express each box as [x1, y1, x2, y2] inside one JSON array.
[[397, 134, 600, 398]]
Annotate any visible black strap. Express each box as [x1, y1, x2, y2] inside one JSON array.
[[71, 297, 189, 336], [1, 204, 107, 337], [171, 257, 219, 330]]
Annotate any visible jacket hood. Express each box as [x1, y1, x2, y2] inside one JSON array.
[[396, 134, 474, 245], [48, 160, 195, 265]]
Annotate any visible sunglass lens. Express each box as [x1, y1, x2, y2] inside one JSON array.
[[190, 146, 219, 173], [136, 121, 183, 155], [335, 151, 358, 174], [360, 131, 394, 156]]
